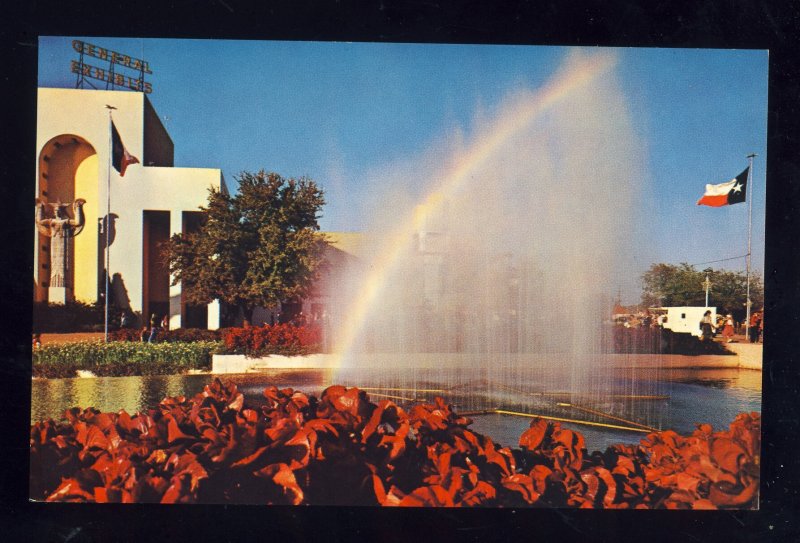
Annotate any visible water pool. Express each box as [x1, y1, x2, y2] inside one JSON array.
[[30, 365, 760, 451]]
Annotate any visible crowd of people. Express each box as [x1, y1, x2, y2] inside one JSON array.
[[616, 311, 671, 330], [617, 308, 764, 344], [135, 313, 170, 343], [710, 311, 764, 344]]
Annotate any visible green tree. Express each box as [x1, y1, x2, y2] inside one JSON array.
[[166, 171, 327, 322], [640, 262, 763, 320]]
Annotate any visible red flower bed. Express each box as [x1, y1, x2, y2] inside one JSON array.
[[108, 328, 144, 342], [221, 324, 322, 356], [29, 381, 759, 508]]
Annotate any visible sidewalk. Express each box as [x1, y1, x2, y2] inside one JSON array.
[[39, 332, 105, 344]]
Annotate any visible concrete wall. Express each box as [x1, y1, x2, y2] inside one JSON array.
[[722, 342, 763, 370], [73, 153, 99, 301], [211, 351, 764, 374]]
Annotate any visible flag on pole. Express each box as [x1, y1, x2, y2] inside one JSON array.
[[696, 167, 749, 207], [111, 121, 140, 176]]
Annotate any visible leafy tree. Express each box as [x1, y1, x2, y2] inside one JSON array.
[[641, 262, 763, 320], [166, 171, 327, 322]]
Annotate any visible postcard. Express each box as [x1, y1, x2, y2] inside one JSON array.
[[30, 37, 767, 510]]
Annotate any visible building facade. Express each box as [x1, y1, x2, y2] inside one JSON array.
[[35, 87, 226, 329]]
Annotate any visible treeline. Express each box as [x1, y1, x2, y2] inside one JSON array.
[[640, 263, 763, 321]]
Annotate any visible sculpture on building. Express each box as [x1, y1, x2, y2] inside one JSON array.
[[35, 198, 86, 300]]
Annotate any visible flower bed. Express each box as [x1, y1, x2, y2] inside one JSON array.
[[220, 323, 322, 357], [29, 380, 759, 508], [32, 341, 221, 378]]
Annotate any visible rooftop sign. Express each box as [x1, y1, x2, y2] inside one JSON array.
[[71, 40, 153, 94]]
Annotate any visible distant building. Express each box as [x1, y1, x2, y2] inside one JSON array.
[[35, 87, 226, 328]]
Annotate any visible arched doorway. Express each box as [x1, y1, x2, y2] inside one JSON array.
[[36, 135, 99, 303]]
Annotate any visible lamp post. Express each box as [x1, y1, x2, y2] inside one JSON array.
[[744, 153, 756, 341], [104, 104, 116, 342], [702, 269, 712, 308]]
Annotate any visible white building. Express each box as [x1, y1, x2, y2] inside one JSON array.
[[35, 87, 226, 329]]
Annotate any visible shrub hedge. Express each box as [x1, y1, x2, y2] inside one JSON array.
[[109, 324, 322, 358], [32, 341, 221, 378], [110, 327, 224, 343], [220, 323, 322, 357], [33, 301, 106, 333]]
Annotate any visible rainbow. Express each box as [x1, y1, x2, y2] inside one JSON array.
[[331, 50, 619, 370]]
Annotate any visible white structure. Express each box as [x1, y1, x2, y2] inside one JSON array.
[[659, 306, 717, 338], [35, 87, 226, 329]]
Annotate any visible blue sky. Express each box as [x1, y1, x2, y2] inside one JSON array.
[[38, 38, 768, 303]]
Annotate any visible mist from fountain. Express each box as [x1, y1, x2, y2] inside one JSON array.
[[326, 49, 660, 426]]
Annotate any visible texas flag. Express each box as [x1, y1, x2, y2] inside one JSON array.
[[696, 168, 749, 207], [111, 121, 140, 177]]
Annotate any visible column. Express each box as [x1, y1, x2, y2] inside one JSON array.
[[207, 299, 221, 330], [169, 210, 182, 329]]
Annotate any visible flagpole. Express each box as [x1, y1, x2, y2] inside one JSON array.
[[745, 153, 756, 341], [105, 105, 116, 342]]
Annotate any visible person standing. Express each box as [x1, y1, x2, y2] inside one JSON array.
[[148, 313, 160, 343], [749, 311, 762, 343], [700, 310, 715, 342], [722, 314, 735, 343]]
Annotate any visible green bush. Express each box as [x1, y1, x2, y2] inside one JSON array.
[[32, 301, 107, 333], [32, 340, 223, 378], [109, 327, 225, 343]]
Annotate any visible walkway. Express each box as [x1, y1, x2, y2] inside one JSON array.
[[39, 332, 105, 344]]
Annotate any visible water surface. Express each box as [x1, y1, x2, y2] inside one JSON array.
[[31, 365, 760, 452]]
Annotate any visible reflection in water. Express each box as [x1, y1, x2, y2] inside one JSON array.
[[655, 368, 762, 392], [30, 372, 333, 423], [31, 367, 760, 451]]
